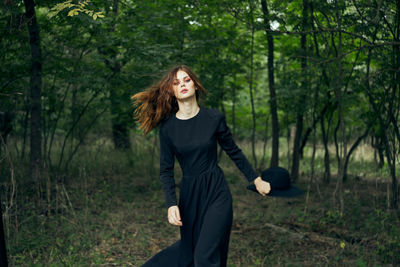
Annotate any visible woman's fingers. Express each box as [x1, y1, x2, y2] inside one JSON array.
[[256, 181, 271, 196], [264, 182, 271, 194], [172, 209, 182, 226], [175, 208, 182, 223], [167, 206, 182, 226], [174, 209, 182, 226]]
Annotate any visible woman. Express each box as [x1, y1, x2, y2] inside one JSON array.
[[132, 65, 271, 267]]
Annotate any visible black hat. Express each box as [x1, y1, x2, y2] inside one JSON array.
[[247, 167, 304, 197]]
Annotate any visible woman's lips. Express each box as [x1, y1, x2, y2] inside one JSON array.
[[180, 89, 188, 94]]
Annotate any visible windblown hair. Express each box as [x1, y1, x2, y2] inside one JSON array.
[[131, 65, 207, 135]]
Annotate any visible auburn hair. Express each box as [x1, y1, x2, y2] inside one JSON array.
[[131, 65, 208, 135]]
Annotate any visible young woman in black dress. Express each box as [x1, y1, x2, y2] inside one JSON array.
[[132, 65, 271, 267]]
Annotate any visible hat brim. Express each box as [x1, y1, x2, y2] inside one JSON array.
[[246, 184, 304, 198]]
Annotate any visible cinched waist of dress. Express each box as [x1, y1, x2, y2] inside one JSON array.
[[181, 164, 222, 179]]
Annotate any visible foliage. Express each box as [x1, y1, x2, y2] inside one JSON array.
[[48, 0, 104, 20], [0, 0, 399, 264]]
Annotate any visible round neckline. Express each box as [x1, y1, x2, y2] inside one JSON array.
[[175, 106, 201, 121]]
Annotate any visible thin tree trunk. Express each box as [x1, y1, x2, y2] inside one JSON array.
[[231, 74, 237, 136], [110, 80, 131, 150], [388, 0, 399, 209], [21, 103, 29, 160], [261, 0, 279, 167], [46, 36, 92, 171], [299, 104, 331, 158], [389, 0, 400, 147], [305, 117, 316, 216], [63, 107, 108, 171], [371, 135, 385, 169], [305, 63, 319, 215], [249, 0, 257, 168], [259, 114, 270, 169], [286, 113, 291, 170], [292, 116, 303, 183], [0, 203, 7, 267], [363, 7, 398, 209], [218, 74, 226, 161], [343, 128, 369, 181], [0, 134, 9, 266], [332, 5, 345, 214], [320, 115, 331, 183], [57, 90, 101, 171], [24, 0, 42, 197], [102, 0, 131, 150], [291, 0, 308, 183], [333, 116, 340, 168], [310, 0, 331, 183]]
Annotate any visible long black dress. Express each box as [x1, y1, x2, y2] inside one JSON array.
[[142, 106, 258, 267]]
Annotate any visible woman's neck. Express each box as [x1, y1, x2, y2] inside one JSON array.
[[176, 98, 199, 120]]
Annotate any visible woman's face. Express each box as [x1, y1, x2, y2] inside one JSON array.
[[172, 70, 196, 101]]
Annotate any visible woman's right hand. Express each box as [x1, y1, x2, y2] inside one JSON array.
[[168, 205, 182, 226]]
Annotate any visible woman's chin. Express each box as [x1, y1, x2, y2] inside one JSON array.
[[177, 93, 196, 101]]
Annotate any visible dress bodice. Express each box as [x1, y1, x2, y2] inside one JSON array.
[[168, 107, 219, 176], [159, 106, 258, 208]]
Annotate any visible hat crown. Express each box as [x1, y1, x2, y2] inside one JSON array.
[[262, 167, 290, 190]]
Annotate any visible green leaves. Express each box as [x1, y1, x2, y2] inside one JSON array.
[[48, 0, 104, 20]]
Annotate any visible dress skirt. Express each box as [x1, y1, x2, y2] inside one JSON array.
[[142, 166, 233, 267]]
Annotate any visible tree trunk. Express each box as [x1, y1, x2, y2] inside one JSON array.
[[333, 116, 340, 168], [231, 74, 237, 136], [110, 79, 131, 150], [305, 58, 319, 215], [286, 114, 291, 170], [98, 0, 131, 150], [332, 6, 345, 214], [0, 111, 13, 157], [259, 114, 270, 169], [343, 128, 369, 181], [299, 104, 330, 158], [388, 0, 399, 209], [320, 115, 331, 183], [249, 1, 257, 168], [24, 0, 42, 193], [0, 203, 7, 267], [261, 0, 279, 167], [291, 0, 308, 182], [112, 0, 130, 150], [376, 138, 385, 169], [21, 103, 29, 160], [363, 2, 398, 209], [310, 0, 332, 183], [291, 116, 303, 183]]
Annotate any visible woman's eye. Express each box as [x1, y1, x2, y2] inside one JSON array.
[[173, 81, 179, 85], [185, 79, 191, 83]]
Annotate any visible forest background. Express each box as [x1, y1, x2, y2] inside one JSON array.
[[1, 0, 400, 266]]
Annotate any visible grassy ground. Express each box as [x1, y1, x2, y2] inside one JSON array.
[[2, 136, 400, 266]]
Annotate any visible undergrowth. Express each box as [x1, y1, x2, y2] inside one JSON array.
[[1, 136, 399, 266]]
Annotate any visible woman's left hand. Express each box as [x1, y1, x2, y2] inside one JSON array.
[[254, 177, 271, 196]]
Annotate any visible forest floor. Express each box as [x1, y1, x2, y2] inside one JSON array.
[[4, 140, 400, 266]]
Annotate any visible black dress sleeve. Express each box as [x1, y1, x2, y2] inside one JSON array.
[[159, 126, 177, 208], [216, 113, 259, 182]]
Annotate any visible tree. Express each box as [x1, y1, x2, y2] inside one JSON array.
[[24, 0, 42, 195], [261, 0, 279, 168], [0, 203, 7, 266], [290, 0, 309, 183]]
